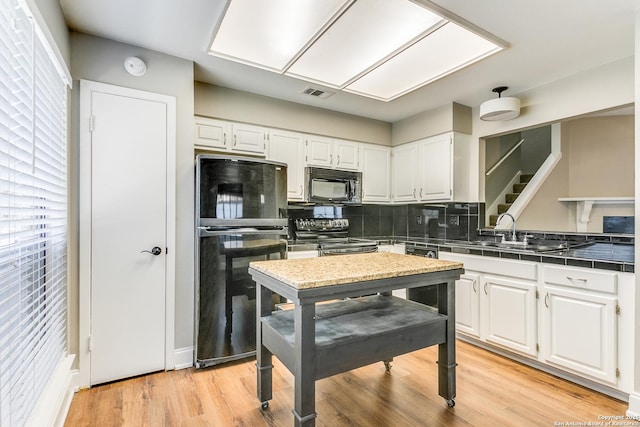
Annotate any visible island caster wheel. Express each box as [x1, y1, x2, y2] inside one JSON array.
[[383, 361, 392, 372], [261, 401, 269, 410], [446, 399, 455, 408]]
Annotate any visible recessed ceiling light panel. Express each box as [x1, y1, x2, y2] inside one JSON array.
[[209, 0, 352, 71], [345, 22, 503, 101], [285, 0, 444, 88], [209, 0, 508, 101]]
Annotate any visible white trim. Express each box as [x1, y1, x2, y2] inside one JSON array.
[[174, 347, 195, 370], [25, 355, 77, 427], [628, 393, 640, 419], [20, 0, 72, 87], [495, 123, 563, 229], [78, 80, 177, 387]]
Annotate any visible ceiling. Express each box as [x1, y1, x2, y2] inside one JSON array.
[[59, 0, 635, 123]]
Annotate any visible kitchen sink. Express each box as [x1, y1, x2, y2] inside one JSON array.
[[464, 239, 593, 253]]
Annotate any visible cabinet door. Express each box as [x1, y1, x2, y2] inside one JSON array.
[[305, 135, 333, 167], [391, 143, 417, 202], [361, 145, 390, 202], [232, 123, 267, 154], [194, 117, 229, 150], [542, 286, 617, 383], [334, 139, 359, 170], [455, 273, 480, 338], [483, 275, 537, 357], [268, 129, 305, 200], [418, 134, 452, 201]]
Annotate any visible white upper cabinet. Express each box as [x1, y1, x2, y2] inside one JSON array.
[[267, 129, 305, 201], [417, 133, 453, 201], [195, 116, 267, 156], [305, 135, 359, 170], [194, 117, 229, 150], [232, 123, 267, 154], [391, 143, 418, 201], [391, 132, 471, 203], [360, 144, 391, 202]]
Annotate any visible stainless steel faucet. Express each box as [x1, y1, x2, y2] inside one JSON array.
[[496, 213, 517, 242]]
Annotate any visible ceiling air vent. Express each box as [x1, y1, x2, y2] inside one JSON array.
[[301, 87, 335, 99]]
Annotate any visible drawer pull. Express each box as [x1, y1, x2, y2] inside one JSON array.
[[566, 276, 587, 283]]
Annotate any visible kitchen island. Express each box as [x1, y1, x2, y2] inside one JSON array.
[[248, 252, 464, 426]]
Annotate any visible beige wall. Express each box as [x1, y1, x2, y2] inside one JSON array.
[[517, 115, 634, 232], [195, 82, 392, 146], [68, 33, 196, 361], [391, 102, 472, 146]]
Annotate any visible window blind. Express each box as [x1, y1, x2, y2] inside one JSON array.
[[0, 0, 69, 425]]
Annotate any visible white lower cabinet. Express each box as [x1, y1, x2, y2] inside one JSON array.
[[483, 275, 538, 357], [439, 253, 537, 357], [454, 273, 480, 338], [541, 265, 618, 384], [439, 251, 633, 394]]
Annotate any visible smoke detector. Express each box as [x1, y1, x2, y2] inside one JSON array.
[[301, 87, 335, 99], [479, 86, 521, 121]]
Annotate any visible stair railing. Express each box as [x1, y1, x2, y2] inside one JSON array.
[[485, 138, 525, 176]]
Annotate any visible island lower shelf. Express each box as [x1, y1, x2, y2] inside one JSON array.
[[261, 294, 447, 380]]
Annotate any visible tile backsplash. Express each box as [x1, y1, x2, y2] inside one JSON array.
[[287, 202, 484, 241]]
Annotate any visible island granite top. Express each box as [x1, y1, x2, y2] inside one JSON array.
[[249, 252, 463, 290]]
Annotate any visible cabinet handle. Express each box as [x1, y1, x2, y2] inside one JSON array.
[[413, 189, 416, 198], [337, 155, 340, 165], [483, 282, 488, 295], [330, 154, 333, 164], [223, 132, 227, 146], [544, 293, 550, 308], [234, 135, 237, 147], [472, 280, 477, 293], [300, 185, 303, 195], [420, 188, 423, 198], [566, 276, 587, 283]]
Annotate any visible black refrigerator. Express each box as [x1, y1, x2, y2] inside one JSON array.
[[195, 155, 288, 368]]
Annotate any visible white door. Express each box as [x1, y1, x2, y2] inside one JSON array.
[[80, 81, 176, 386]]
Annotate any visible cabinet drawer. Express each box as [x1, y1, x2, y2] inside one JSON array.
[[439, 252, 537, 280], [543, 265, 617, 293]]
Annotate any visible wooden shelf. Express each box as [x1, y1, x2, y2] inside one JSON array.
[[558, 197, 634, 232]]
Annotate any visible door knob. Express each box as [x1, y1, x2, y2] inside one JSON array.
[[141, 246, 162, 256]]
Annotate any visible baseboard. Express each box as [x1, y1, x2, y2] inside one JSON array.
[[174, 346, 194, 370], [25, 354, 78, 427], [627, 393, 640, 419]]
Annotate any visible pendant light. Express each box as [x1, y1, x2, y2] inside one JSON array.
[[479, 86, 520, 121]]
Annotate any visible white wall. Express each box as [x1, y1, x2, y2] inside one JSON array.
[[473, 57, 634, 202], [68, 33, 195, 362]]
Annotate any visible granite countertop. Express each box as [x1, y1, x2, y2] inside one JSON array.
[[249, 252, 463, 290]]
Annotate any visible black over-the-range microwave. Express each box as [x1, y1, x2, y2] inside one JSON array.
[[304, 167, 362, 204]]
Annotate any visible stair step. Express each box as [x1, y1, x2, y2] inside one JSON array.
[[489, 215, 499, 226], [513, 183, 527, 193], [505, 193, 519, 204], [497, 204, 512, 214], [520, 174, 534, 184]]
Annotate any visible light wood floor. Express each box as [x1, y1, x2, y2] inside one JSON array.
[[65, 340, 628, 426]]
